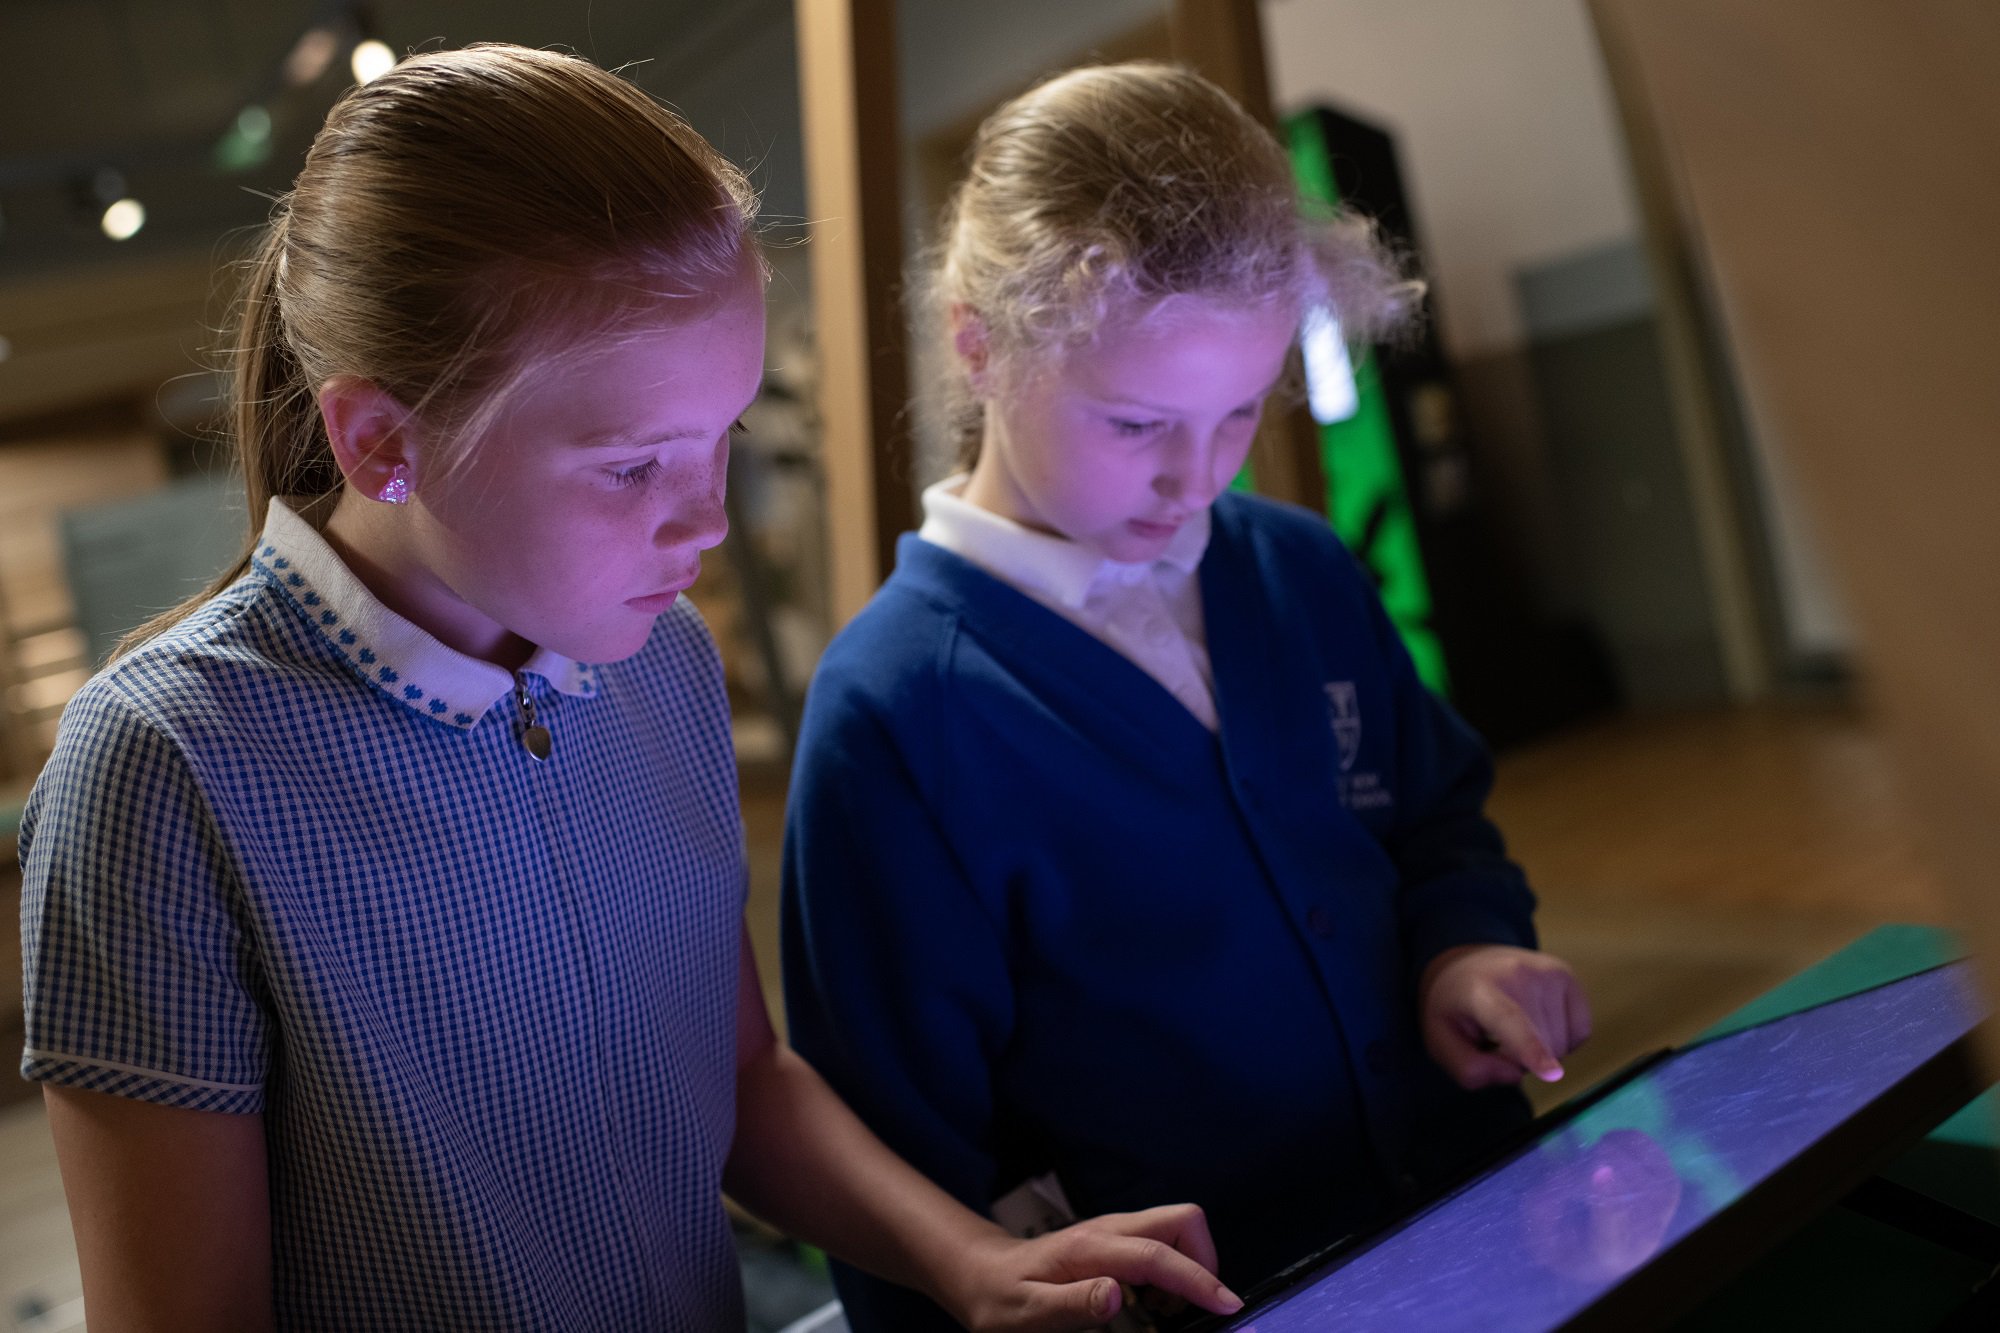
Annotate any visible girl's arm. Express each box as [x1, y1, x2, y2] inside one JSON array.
[[43, 1085, 274, 1331], [724, 929, 1240, 1332]]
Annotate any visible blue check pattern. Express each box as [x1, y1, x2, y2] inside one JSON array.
[[18, 502, 748, 1330]]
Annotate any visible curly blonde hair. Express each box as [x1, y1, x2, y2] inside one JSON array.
[[929, 61, 1415, 462]]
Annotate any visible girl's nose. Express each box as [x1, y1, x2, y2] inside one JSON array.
[[660, 475, 729, 551], [1156, 433, 1226, 508]]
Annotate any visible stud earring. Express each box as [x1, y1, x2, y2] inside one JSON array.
[[377, 464, 409, 506]]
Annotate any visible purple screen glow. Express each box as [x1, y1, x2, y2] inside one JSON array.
[[1222, 963, 1983, 1332]]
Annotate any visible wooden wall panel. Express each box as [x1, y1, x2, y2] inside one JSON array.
[[795, 0, 916, 626], [1589, 0, 2000, 1069]]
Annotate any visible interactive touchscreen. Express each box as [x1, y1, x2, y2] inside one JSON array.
[[1217, 962, 1984, 1332]]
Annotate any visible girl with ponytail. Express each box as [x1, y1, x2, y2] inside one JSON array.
[[17, 45, 1237, 1331]]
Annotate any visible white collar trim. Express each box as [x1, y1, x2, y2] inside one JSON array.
[[918, 476, 1210, 610], [256, 498, 598, 732]]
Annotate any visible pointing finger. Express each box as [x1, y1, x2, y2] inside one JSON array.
[[1485, 1004, 1563, 1082]]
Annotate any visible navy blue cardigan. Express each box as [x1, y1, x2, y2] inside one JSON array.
[[782, 492, 1535, 1329]]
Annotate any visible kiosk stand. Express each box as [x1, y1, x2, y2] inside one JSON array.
[[1183, 926, 1998, 1331]]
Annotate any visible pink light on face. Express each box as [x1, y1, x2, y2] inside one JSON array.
[[338, 251, 766, 670], [963, 296, 1297, 565]]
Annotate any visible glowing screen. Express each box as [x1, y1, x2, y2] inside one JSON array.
[[1217, 963, 1983, 1331]]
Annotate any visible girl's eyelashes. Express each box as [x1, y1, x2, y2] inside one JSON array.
[[606, 458, 662, 489], [607, 419, 745, 488], [1107, 406, 1257, 438]]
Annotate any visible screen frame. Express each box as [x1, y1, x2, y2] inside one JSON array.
[[1564, 1014, 1986, 1330], [1176, 969, 1989, 1333]]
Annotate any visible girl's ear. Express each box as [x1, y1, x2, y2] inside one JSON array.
[[318, 376, 417, 503], [950, 304, 993, 395]]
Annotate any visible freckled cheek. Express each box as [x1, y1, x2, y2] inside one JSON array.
[[590, 513, 650, 561]]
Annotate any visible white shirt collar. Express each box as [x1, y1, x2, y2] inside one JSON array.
[[917, 476, 1209, 611], [257, 498, 598, 732]]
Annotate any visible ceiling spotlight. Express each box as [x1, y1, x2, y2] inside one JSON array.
[[101, 198, 146, 241], [351, 39, 396, 85]]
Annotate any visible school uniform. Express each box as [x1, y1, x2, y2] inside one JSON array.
[[783, 486, 1535, 1330], [20, 499, 747, 1331]]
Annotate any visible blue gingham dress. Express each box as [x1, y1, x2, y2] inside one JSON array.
[[19, 500, 748, 1330]]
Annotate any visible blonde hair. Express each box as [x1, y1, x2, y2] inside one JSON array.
[[124, 43, 759, 655], [930, 61, 1414, 461]]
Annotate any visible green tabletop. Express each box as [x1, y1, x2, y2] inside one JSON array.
[[1673, 923, 1999, 1329], [1689, 921, 1999, 1166], [1695, 923, 1969, 1045]]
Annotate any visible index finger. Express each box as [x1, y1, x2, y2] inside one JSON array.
[[1564, 976, 1595, 1048], [1097, 1203, 1222, 1277], [1483, 1004, 1563, 1082], [1055, 1230, 1243, 1316]]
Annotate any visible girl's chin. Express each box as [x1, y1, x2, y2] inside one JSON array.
[[1090, 521, 1178, 563]]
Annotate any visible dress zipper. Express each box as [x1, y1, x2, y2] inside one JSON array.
[[514, 673, 553, 761]]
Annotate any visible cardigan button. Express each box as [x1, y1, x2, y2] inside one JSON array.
[[1305, 906, 1335, 937]]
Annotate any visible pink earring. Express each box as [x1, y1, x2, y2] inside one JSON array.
[[377, 464, 409, 506]]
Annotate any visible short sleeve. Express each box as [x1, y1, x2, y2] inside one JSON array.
[[19, 680, 269, 1112]]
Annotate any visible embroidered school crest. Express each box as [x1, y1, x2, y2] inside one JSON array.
[[1324, 680, 1362, 772], [1326, 680, 1391, 812]]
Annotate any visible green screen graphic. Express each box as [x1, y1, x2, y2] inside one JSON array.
[[1282, 110, 1450, 696]]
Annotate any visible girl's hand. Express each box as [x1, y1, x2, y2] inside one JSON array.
[[1420, 944, 1592, 1089], [939, 1204, 1242, 1332]]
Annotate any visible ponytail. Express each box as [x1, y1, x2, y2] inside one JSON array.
[[113, 220, 339, 660], [111, 44, 758, 659], [235, 213, 345, 524]]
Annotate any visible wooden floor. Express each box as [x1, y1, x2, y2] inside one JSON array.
[[1485, 698, 1946, 1107]]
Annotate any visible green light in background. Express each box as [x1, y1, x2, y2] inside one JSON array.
[[213, 105, 273, 173], [1285, 109, 1451, 697]]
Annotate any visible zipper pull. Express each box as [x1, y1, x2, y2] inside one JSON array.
[[514, 674, 552, 762]]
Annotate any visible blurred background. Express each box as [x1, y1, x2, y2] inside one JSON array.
[[0, 1, 1962, 1329]]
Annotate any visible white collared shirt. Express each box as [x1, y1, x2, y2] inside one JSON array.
[[918, 476, 1219, 730]]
